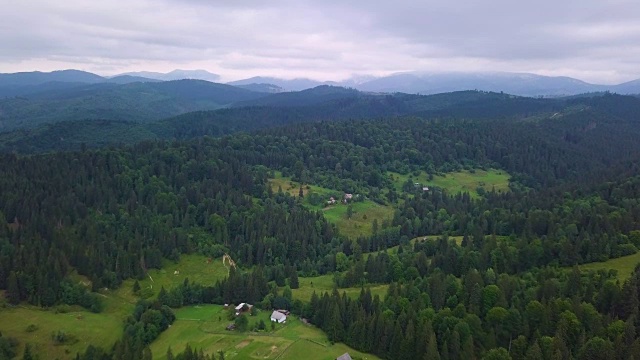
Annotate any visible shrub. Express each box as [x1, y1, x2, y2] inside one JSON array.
[[25, 324, 38, 333]]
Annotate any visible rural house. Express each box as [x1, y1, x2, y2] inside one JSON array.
[[270, 310, 287, 323], [235, 303, 253, 315], [336, 353, 352, 360]]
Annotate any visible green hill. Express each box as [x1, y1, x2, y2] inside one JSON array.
[[0, 80, 267, 131]]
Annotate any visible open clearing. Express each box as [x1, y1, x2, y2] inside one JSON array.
[[150, 304, 379, 360], [0, 254, 227, 359], [117, 253, 229, 302], [0, 303, 125, 360], [322, 201, 394, 239], [578, 251, 640, 282], [390, 169, 511, 199], [291, 274, 388, 302], [268, 171, 394, 239]]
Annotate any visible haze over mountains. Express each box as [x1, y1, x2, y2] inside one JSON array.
[[2, 69, 640, 98]]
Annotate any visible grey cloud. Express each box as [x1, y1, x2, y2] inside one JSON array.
[[0, 0, 639, 83]]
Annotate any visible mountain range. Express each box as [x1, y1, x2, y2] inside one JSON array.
[[2, 69, 640, 97], [228, 72, 640, 97]]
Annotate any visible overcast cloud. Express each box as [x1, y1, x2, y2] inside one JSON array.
[[1, 0, 639, 83]]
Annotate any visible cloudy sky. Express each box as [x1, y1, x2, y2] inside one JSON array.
[[1, 0, 639, 84]]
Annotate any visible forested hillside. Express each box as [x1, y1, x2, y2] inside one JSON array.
[[2, 90, 634, 155], [0, 80, 267, 131], [1, 92, 640, 359]]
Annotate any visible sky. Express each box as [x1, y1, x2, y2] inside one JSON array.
[[1, 0, 639, 84]]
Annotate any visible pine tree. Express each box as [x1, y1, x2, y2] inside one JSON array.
[[22, 344, 36, 360], [400, 321, 416, 360], [460, 336, 476, 360], [289, 270, 299, 289], [389, 321, 403, 359], [133, 280, 141, 294], [425, 329, 441, 360], [6, 271, 20, 305], [525, 341, 543, 360], [142, 347, 152, 360]]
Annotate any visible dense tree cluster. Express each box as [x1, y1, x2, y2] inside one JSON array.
[[0, 140, 337, 308], [304, 265, 640, 359], [3, 92, 640, 359]]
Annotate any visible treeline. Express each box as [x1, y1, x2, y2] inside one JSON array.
[[74, 299, 176, 360], [383, 174, 640, 269], [304, 265, 640, 360], [0, 140, 338, 308]]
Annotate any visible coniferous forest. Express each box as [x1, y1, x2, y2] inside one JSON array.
[[2, 90, 640, 359]]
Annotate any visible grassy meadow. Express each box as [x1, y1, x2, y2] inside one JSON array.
[[150, 304, 379, 360], [0, 304, 125, 360], [268, 171, 394, 239], [389, 168, 511, 198], [117, 253, 229, 302], [322, 201, 394, 239], [0, 254, 229, 360], [578, 251, 640, 282], [290, 274, 389, 302]]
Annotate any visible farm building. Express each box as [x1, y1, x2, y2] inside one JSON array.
[[336, 353, 352, 360], [270, 310, 287, 323], [235, 303, 253, 315]]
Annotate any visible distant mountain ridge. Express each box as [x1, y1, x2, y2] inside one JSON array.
[[227, 77, 327, 91], [0, 79, 268, 131], [2, 69, 639, 96], [116, 69, 221, 82], [0, 70, 105, 86], [229, 72, 640, 96]]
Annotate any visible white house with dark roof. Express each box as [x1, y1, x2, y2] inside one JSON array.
[[270, 310, 287, 323], [234, 303, 253, 315]]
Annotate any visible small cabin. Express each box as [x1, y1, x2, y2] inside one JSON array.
[[270, 310, 287, 323], [234, 303, 253, 315]]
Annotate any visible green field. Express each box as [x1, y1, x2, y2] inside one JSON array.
[[0, 254, 228, 359], [150, 304, 379, 360], [390, 169, 511, 198], [0, 303, 126, 360], [322, 201, 394, 239], [290, 275, 388, 302], [268, 171, 334, 200], [268, 172, 394, 239], [578, 251, 640, 282], [116, 253, 229, 302]]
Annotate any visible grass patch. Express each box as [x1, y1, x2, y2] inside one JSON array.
[[362, 235, 464, 260], [117, 254, 229, 302], [578, 251, 640, 282], [291, 275, 388, 302], [0, 254, 228, 359], [150, 304, 379, 360], [390, 169, 510, 199], [268, 171, 334, 200], [268, 171, 394, 239], [0, 305, 125, 360], [322, 201, 394, 239]]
